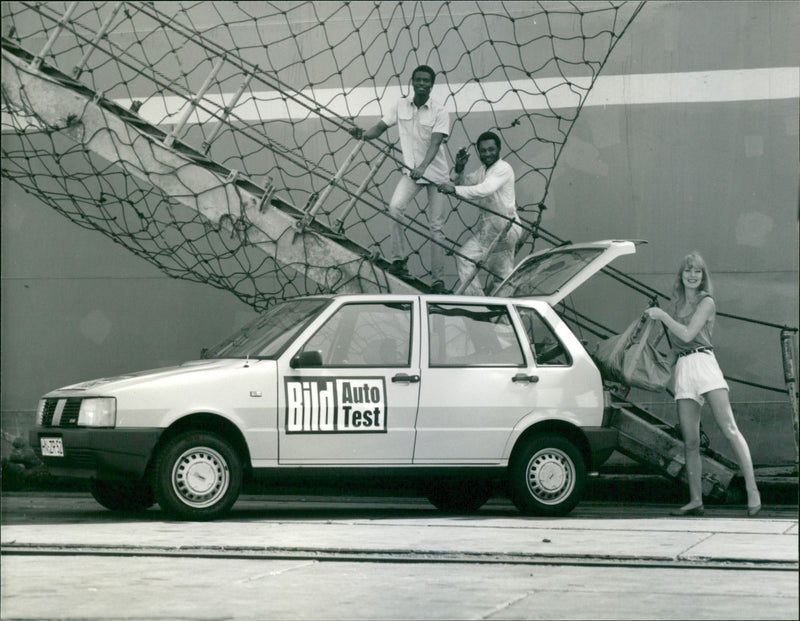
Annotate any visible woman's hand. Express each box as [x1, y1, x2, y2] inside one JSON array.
[[644, 307, 667, 322]]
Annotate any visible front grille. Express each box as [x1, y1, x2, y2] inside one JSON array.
[[42, 399, 58, 426], [40, 397, 83, 427], [61, 398, 82, 426]]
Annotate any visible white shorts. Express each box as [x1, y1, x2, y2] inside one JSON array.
[[674, 351, 729, 406]]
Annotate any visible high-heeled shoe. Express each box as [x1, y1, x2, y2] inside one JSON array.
[[670, 504, 705, 516], [747, 504, 762, 517]]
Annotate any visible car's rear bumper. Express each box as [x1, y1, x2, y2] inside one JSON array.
[[583, 426, 619, 469], [29, 427, 162, 480]]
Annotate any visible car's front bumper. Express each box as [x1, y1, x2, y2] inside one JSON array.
[[29, 427, 163, 480]]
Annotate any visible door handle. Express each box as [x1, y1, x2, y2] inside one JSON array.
[[512, 373, 539, 383], [392, 373, 420, 383]]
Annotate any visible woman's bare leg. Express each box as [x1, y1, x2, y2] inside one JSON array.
[[677, 398, 704, 508], [705, 388, 761, 508]]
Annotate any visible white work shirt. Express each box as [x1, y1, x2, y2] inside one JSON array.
[[382, 95, 450, 184], [454, 158, 519, 223]]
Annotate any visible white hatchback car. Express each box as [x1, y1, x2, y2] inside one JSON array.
[[31, 240, 636, 520]]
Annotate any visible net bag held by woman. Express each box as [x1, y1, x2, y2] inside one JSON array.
[[592, 314, 672, 392]]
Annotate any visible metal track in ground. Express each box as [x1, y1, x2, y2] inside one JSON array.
[[2, 543, 796, 572]]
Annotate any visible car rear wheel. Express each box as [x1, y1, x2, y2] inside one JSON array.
[[152, 431, 242, 521], [89, 478, 155, 512], [509, 434, 586, 516], [427, 480, 492, 513]]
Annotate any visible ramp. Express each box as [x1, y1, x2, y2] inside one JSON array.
[[0, 2, 646, 307], [606, 391, 739, 501], [1, 43, 419, 300]]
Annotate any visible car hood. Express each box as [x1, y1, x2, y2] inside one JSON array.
[[493, 239, 640, 304], [47, 359, 252, 396]]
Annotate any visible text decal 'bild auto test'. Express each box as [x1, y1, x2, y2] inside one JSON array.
[[285, 377, 388, 433]]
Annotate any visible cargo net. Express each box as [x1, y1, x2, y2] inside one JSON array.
[[1, 1, 643, 310]]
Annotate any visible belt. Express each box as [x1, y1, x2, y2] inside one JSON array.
[[677, 346, 713, 358]]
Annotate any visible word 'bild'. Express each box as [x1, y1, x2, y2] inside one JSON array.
[[285, 377, 387, 433]]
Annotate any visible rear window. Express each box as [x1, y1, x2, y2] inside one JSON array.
[[495, 248, 604, 298], [516, 306, 571, 366]]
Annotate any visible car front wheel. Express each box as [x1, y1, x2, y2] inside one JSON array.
[[509, 434, 586, 516], [152, 431, 242, 521]]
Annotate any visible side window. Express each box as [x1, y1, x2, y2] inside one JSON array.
[[301, 302, 412, 367], [516, 306, 571, 366], [428, 304, 524, 367]]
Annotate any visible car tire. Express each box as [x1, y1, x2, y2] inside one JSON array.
[[152, 431, 242, 521], [427, 480, 492, 513], [509, 434, 586, 516], [89, 478, 155, 512]]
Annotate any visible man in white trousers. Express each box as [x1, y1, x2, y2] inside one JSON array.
[[439, 131, 522, 295], [350, 65, 450, 292]]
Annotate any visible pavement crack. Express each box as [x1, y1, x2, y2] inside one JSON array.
[[481, 590, 532, 620], [234, 560, 317, 583], [676, 531, 715, 561]]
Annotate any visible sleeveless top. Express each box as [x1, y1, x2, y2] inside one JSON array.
[[672, 292, 715, 355]]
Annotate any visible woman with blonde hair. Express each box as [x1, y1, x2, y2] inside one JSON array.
[[645, 251, 761, 516]]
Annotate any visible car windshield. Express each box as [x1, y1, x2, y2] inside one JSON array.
[[494, 248, 604, 298], [203, 298, 331, 359]]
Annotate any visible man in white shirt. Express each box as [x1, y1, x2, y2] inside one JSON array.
[[350, 65, 450, 292], [439, 131, 522, 296]]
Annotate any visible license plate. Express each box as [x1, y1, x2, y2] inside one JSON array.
[[41, 437, 64, 457]]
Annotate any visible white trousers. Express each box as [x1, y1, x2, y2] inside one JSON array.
[[388, 175, 446, 281], [456, 217, 522, 295]]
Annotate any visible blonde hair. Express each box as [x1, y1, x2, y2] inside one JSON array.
[[672, 251, 714, 310]]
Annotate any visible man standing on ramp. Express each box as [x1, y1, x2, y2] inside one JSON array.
[[439, 131, 522, 296], [350, 65, 451, 292]]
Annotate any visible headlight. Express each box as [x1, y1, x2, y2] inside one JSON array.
[[36, 399, 46, 425], [78, 397, 116, 427]]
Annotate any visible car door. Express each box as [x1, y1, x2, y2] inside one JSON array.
[[413, 299, 604, 464], [413, 300, 536, 463], [277, 297, 420, 464]]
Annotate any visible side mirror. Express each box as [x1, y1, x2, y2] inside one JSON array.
[[290, 350, 323, 368]]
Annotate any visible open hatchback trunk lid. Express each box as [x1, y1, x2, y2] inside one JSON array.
[[493, 239, 639, 305]]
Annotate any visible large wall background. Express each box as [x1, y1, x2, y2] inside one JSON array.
[[2, 1, 798, 466]]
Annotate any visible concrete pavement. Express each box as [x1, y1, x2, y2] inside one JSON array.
[[2, 494, 797, 620], [2, 494, 797, 567]]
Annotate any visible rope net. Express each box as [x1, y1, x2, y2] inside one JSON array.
[[1, 1, 644, 310]]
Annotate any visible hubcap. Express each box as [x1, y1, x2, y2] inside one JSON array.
[[526, 448, 575, 505], [172, 446, 229, 508]]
